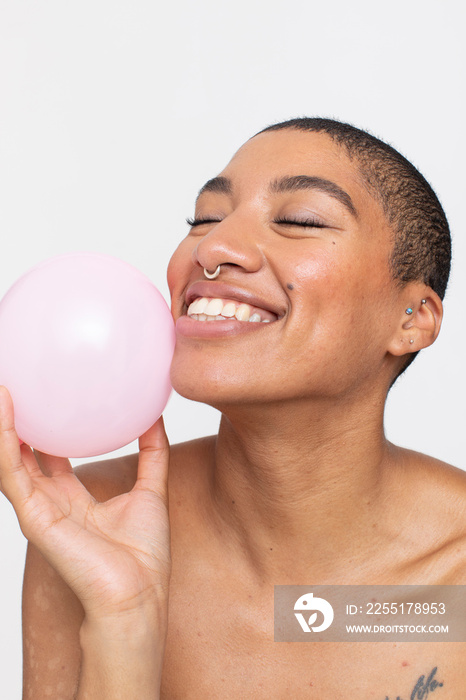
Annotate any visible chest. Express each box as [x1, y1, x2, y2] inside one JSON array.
[[160, 578, 461, 700]]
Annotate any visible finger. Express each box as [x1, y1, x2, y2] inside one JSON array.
[[0, 385, 34, 504], [33, 449, 73, 478], [133, 415, 170, 500]]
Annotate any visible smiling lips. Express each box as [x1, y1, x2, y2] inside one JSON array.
[[187, 297, 277, 323]]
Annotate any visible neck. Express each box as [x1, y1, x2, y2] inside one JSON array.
[[206, 392, 397, 582]]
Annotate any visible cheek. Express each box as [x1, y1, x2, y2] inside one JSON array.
[[166, 238, 194, 298], [291, 244, 389, 312], [289, 250, 390, 367], [290, 249, 357, 314]]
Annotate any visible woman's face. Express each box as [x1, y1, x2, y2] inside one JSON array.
[[167, 129, 401, 406]]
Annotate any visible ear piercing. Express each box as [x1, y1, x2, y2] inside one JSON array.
[[406, 300, 427, 315], [406, 300, 426, 344], [204, 265, 221, 280]]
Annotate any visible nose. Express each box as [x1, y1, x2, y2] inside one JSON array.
[[191, 212, 265, 275]]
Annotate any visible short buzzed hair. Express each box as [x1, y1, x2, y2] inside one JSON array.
[[258, 117, 452, 378], [259, 117, 451, 299]]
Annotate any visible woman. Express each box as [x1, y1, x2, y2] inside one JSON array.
[[1, 118, 465, 699]]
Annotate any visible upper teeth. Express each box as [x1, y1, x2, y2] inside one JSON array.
[[187, 297, 273, 323]]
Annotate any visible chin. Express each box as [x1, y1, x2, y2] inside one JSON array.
[[169, 353, 273, 407], [170, 359, 235, 405]]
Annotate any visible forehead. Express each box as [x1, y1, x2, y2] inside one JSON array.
[[222, 129, 361, 189], [196, 129, 393, 243]]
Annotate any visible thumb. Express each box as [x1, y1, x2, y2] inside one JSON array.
[[133, 415, 170, 501]]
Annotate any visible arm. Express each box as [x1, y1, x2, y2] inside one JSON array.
[[24, 545, 168, 700], [22, 543, 83, 698], [0, 386, 171, 699], [77, 605, 167, 699], [23, 460, 168, 699]]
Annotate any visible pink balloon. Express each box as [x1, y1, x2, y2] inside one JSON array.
[[0, 253, 175, 458]]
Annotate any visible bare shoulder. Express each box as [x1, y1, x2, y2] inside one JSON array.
[[73, 434, 215, 502], [399, 447, 466, 520], [393, 446, 466, 583]]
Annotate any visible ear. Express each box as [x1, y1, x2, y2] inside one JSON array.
[[387, 286, 443, 358]]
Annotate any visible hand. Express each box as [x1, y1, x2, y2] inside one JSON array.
[[0, 386, 171, 622]]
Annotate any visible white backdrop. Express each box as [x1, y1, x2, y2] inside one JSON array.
[[0, 0, 465, 695]]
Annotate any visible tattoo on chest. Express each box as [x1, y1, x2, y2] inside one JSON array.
[[384, 666, 444, 700]]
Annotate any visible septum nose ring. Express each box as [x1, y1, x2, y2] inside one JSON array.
[[204, 265, 221, 279]]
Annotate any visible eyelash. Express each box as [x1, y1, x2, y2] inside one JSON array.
[[186, 217, 326, 229], [185, 217, 222, 227], [273, 217, 326, 229]]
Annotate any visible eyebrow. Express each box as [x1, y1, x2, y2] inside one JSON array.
[[196, 174, 358, 218], [196, 176, 233, 200], [270, 175, 358, 217]]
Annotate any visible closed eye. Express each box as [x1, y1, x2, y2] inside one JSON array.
[[187, 217, 327, 228], [274, 217, 326, 228], [186, 216, 223, 227]]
